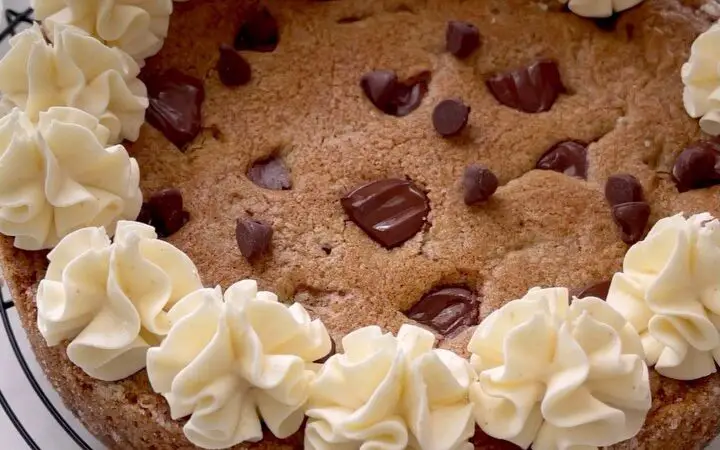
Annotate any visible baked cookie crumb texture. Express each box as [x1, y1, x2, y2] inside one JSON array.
[[2, 0, 720, 449]]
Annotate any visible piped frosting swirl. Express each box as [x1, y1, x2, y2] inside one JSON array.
[[36, 221, 202, 381], [681, 21, 720, 136], [607, 213, 720, 380], [0, 24, 148, 143], [468, 287, 651, 450], [32, 0, 173, 64], [146, 280, 332, 449], [305, 324, 475, 450], [0, 107, 142, 250]]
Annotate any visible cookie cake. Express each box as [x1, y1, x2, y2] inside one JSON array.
[[0, 0, 720, 448]]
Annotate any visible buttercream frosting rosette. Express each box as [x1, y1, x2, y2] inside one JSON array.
[[681, 21, 720, 136], [0, 96, 13, 118], [146, 280, 332, 450], [607, 213, 720, 380], [559, 0, 644, 18], [36, 221, 202, 381], [0, 23, 148, 143], [305, 325, 475, 450], [468, 287, 651, 450], [0, 107, 142, 250], [32, 0, 173, 64]]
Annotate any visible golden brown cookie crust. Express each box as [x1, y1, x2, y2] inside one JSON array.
[[3, 0, 720, 448]]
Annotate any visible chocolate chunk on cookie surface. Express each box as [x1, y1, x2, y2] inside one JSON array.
[[605, 174, 643, 206], [360, 70, 430, 116], [145, 70, 205, 150], [486, 60, 565, 113], [673, 139, 720, 192], [217, 45, 252, 86], [405, 287, 480, 336], [433, 99, 470, 137], [446, 20, 481, 58], [236, 218, 273, 260], [536, 140, 588, 179], [463, 164, 498, 205], [146, 189, 190, 237], [612, 201, 650, 244], [341, 178, 429, 248]]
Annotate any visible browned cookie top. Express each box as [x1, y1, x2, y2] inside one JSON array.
[[3, 0, 720, 449]]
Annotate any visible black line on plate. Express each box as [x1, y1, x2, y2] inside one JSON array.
[[0, 8, 34, 42], [0, 389, 41, 450], [0, 289, 93, 449]]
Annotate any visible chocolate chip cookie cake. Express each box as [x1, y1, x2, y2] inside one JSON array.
[[1, 0, 720, 448]]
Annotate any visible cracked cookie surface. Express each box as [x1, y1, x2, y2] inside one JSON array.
[[3, 0, 720, 449]]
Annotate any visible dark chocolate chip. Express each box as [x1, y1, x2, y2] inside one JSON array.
[[575, 280, 611, 300], [217, 44, 251, 87], [236, 218, 273, 261], [463, 164, 498, 205], [536, 140, 588, 179], [145, 69, 205, 150], [234, 7, 279, 52], [672, 139, 720, 192], [341, 178, 429, 248], [313, 338, 336, 364], [406, 287, 480, 336], [605, 174, 643, 206], [360, 70, 430, 117], [361, 70, 396, 111], [433, 99, 470, 137], [446, 21, 480, 58], [612, 201, 650, 245], [247, 157, 291, 190], [136, 202, 153, 225], [148, 188, 190, 237], [486, 59, 566, 113]]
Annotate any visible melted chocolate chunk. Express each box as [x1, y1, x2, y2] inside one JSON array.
[[605, 174, 643, 206], [486, 59, 566, 113], [463, 164, 498, 205], [147, 188, 190, 237], [236, 218, 273, 261], [313, 338, 336, 364], [433, 99, 470, 137], [217, 44, 251, 87], [247, 157, 291, 190], [406, 287, 480, 335], [341, 178, 429, 248], [360, 70, 430, 117], [672, 139, 720, 192], [446, 21, 480, 58], [234, 7, 279, 52], [536, 140, 588, 179], [361, 70, 396, 112], [612, 201, 650, 245], [575, 280, 611, 300], [145, 70, 205, 150]]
